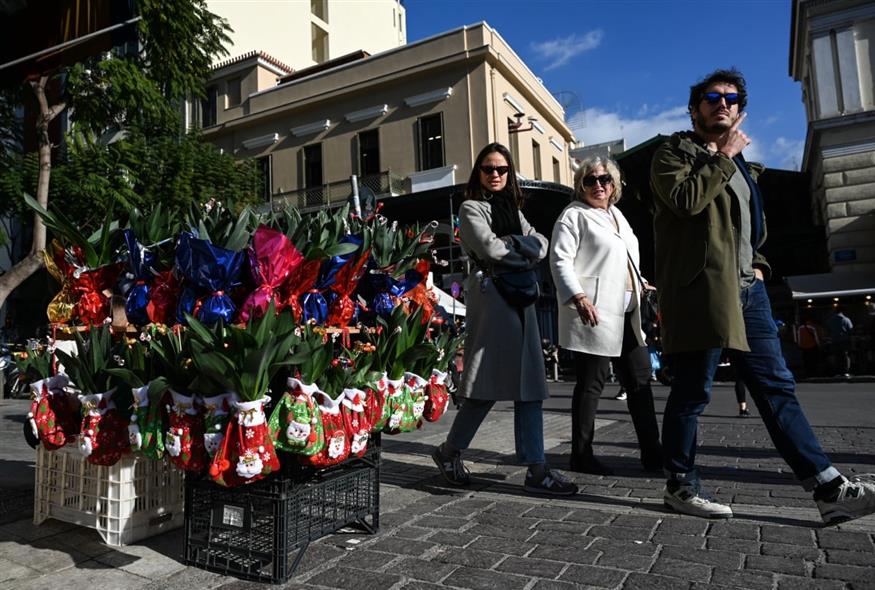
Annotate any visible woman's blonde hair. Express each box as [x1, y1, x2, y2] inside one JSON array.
[[573, 156, 623, 205]]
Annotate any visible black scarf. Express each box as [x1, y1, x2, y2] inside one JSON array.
[[488, 190, 522, 237]]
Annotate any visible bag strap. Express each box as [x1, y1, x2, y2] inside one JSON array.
[[624, 248, 647, 292]]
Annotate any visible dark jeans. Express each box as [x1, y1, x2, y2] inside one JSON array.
[[446, 399, 545, 465], [572, 312, 662, 467], [662, 280, 839, 490]]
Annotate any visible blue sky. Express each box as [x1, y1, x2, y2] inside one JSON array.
[[405, 0, 805, 170]]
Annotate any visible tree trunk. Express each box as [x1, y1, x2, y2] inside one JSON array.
[[0, 76, 65, 311]]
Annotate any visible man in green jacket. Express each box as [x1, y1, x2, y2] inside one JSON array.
[[650, 68, 875, 524]]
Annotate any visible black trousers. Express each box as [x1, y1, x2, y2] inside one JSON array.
[[572, 312, 663, 467]]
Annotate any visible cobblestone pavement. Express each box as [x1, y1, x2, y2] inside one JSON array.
[[1, 392, 874, 589]]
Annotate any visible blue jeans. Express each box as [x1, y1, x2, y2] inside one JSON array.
[[662, 280, 839, 490], [446, 399, 546, 465]]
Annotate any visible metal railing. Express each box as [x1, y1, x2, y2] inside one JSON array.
[[271, 170, 407, 212]]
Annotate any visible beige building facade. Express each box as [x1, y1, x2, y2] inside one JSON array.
[[791, 0, 875, 275], [199, 22, 576, 210], [206, 0, 406, 69]]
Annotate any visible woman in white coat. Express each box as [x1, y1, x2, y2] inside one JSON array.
[[550, 156, 662, 475], [431, 143, 577, 496]]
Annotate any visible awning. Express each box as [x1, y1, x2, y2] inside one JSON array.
[[784, 272, 875, 300], [430, 285, 466, 317]]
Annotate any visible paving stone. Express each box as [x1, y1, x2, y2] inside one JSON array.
[[558, 564, 626, 587], [709, 568, 774, 589], [761, 525, 816, 546], [529, 545, 600, 565], [432, 547, 505, 569], [657, 518, 710, 536], [467, 535, 536, 557], [590, 538, 659, 557], [745, 554, 807, 576], [815, 563, 875, 583], [708, 521, 759, 540], [393, 526, 432, 540], [465, 523, 535, 541], [433, 499, 493, 517], [826, 549, 875, 567], [523, 506, 574, 520], [386, 557, 459, 583], [761, 542, 821, 560], [414, 515, 470, 530], [650, 557, 711, 582], [531, 520, 593, 534], [529, 581, 580, 590], [442, 566, 530, 590], [472, 510, 536, 527], [589, 525, 651, 542], [335, 549, 397, 571], [292, 543, 349, 575], [706, 536, 760, 554], [650, 531, 708, 549], [818, 529, 875, 551], [426, 531, 479, 547], [565, 509, 615, 525], [528, 529, 590, 547], [305, 566, 402, 590], [661, 546, 743, 569], [775, 575, 846, 590], [366, 537, 437, 557], [397, 582, 444, 590], [596, 551, 653, 571], [611, 514, 661, 529], [496, 556, 565, 579], [483, 502, 533, 517], [622, 571, 690, 590]]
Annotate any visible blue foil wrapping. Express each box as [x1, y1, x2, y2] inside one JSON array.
[[123, 229, 158, 326], [174, 232, 244, 324]]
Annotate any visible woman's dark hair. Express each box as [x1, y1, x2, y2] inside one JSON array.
[[688, 68, 748, 121], [464, 142, 524, 208]]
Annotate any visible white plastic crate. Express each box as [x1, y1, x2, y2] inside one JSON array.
[[34, 444, 184, 546]]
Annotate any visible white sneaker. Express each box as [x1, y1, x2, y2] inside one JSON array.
[[664, 485, 733, 519], [817, 475, 875, 525], [614, 390, 627, 401]]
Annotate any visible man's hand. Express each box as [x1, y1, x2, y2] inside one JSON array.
[[754, 268, 764, 281], [715, 112, 750, 158]]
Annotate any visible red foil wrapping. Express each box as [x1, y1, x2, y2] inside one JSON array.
[[239, 227, 304, 323], [72, 264, 123, 326], [284, 259, 321, 323], [326, 247, 371, 327], [147, 271, 181, 325]]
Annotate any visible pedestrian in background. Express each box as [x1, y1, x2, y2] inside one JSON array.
[[651, 67, 875, 523], [550, 156, 662, 475], [796, 315, 822, 378], [431, 142, 577, 496], [826, 306, 853, 378]]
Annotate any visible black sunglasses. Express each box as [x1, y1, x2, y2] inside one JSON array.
[[479, 165, 510, 176], [702, 92, 740, 106], [582, 174, 613, 187]]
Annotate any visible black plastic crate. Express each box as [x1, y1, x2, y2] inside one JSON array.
[[183, 444, 380, 583]]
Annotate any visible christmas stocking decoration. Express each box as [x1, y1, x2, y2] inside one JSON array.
[[383, 376, 416, 435], [232, 397, 280, 481], [404, 371, 428, 425], [341, 388, 370, 457], [78, 389, 131, 466], [364, 373, 390, 434], [302, 391, 349, 468], [127, 385, 166, 460], [165, 390, 207, 472], [423, 368, 450, 422], [201, 392, 237, 457], [268, 378, 324, 456], [28, 375, 77, 450]]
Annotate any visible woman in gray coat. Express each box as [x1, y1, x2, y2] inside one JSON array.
[[431, 143, 577, 496]]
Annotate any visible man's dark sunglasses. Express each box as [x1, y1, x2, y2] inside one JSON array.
[[479, 165, 510, 176], [582, 174, 613, 187], [702, 92, 740, 106]]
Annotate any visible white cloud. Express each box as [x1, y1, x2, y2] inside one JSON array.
[[570, 106, 803, 169], [530, 31, 603, 71]]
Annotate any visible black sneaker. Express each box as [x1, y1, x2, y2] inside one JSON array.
[[431, 445, 470, 486], [524, 468, 578, 496], [738, 408, 751, 418]]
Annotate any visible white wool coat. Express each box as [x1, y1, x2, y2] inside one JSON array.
[[550, 200, 646, 357], [458, 199, 549, 402]]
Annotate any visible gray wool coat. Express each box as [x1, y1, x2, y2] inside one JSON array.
[[457, 199, 550, 402]]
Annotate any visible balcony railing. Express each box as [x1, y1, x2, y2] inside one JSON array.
[[270, 170, 406, 212]]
